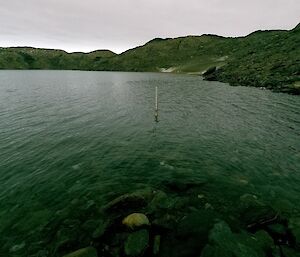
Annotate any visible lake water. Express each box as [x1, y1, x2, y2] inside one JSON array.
[[0, 70, 300, 256]]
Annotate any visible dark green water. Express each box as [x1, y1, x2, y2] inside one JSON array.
[[0, 70, 300, 256]]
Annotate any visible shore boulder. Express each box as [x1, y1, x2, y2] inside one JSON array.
[[122, 213, 150, 230], [202, 66, 218, 81]]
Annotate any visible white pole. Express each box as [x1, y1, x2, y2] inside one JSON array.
[[155, 87, 158, 110], [155, 86, 158, 122]]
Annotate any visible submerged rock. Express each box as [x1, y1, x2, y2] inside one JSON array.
[[238, 194, 279, 231], [54, 227, 79, 254], [163, 177, 207, 193], [289, 217, 300, 247], [153, 214, 178, 231], [81, 219, 98, 234], [176, 210, 218, 239], [254, 230, 274, 251], [157, 210, 219, 257], [104, 192, 149, 214], [79, 218, 108, 240], [122, 213, 150, 230], [105, 245, 122, 257], [148, 191, 170, 212], [239, 193, 258, 205], [63, 247, 98, 257], [92, 220, 109, 239], [267, 223, 289, 244], [201, 221, 268, 257], [271, 246, 281, 257], [281, 246, 300, 257], [153, 235, 161, 255], [239, 201, 278, 230], [124, 229, 149, 256]]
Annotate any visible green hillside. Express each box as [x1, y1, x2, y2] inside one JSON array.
[[0, 24, 299, 94], [205, 26, 300, 94], [0, 47, 116, 70]]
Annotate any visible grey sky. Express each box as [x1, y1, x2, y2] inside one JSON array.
[[0, 0, 299, 53]]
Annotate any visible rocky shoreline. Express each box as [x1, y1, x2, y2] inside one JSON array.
[[11, 179, 300, 257], [202, 66, 300, 95]]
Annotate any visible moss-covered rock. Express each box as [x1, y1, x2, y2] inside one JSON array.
[[200, 221, 268, 257], [124, 229, 149, 257], [122, 213, 150, 230]]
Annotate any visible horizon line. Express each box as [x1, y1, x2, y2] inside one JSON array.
[[1, 23, 298, 55]]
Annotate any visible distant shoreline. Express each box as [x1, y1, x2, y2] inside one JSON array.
[[1, 23, 299, 94]]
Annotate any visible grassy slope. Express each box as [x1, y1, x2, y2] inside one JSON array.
[[94, 35, 235, 73], [0, 24, 299, 93]]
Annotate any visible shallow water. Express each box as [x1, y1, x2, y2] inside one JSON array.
[[0, 70, 300, 255]]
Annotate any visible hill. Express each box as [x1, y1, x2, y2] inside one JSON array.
[[0, 24, 299, 94], [0, 47, 116, 70]]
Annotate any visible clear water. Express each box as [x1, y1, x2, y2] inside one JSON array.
[[0, 70, 299, 255]]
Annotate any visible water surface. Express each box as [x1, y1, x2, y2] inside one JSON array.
[[0, 70, 299, 255]]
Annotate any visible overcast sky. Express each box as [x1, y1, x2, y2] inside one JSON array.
[[0, 0, 299, 53]]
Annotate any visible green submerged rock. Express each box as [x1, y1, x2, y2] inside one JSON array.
[[124, 229, 149, 256], [104, 189, 154, 214], [54, 227, 79, 254], [271, 246, 281, 257], [92, 219, 108, 239], [289, 217, 300, 247], [281, 246, 300, 257], [63, 247, 98, 257], [240, 203, 278, 229], [158, 210, 219, 257], [152, 214, 178, 231], [153, 235, 161, 255], [253, 230, 274, 252], [176, 210, 218, 241], [267, 223, 289, 244], [80, 218, 108, 239], [148, 191, 170, 211], [200, 221, 273, 257], [162, 170, 207, 193]]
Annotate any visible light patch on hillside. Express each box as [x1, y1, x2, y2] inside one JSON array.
[[215, 56, 229, 62], [159, 67, 177, 73], [293, 81, 300, 88]]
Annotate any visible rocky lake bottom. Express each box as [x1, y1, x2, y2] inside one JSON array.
[[0, 71, 299, 257]]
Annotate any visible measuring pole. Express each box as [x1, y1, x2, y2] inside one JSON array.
[[155, 86, 158, 122]]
